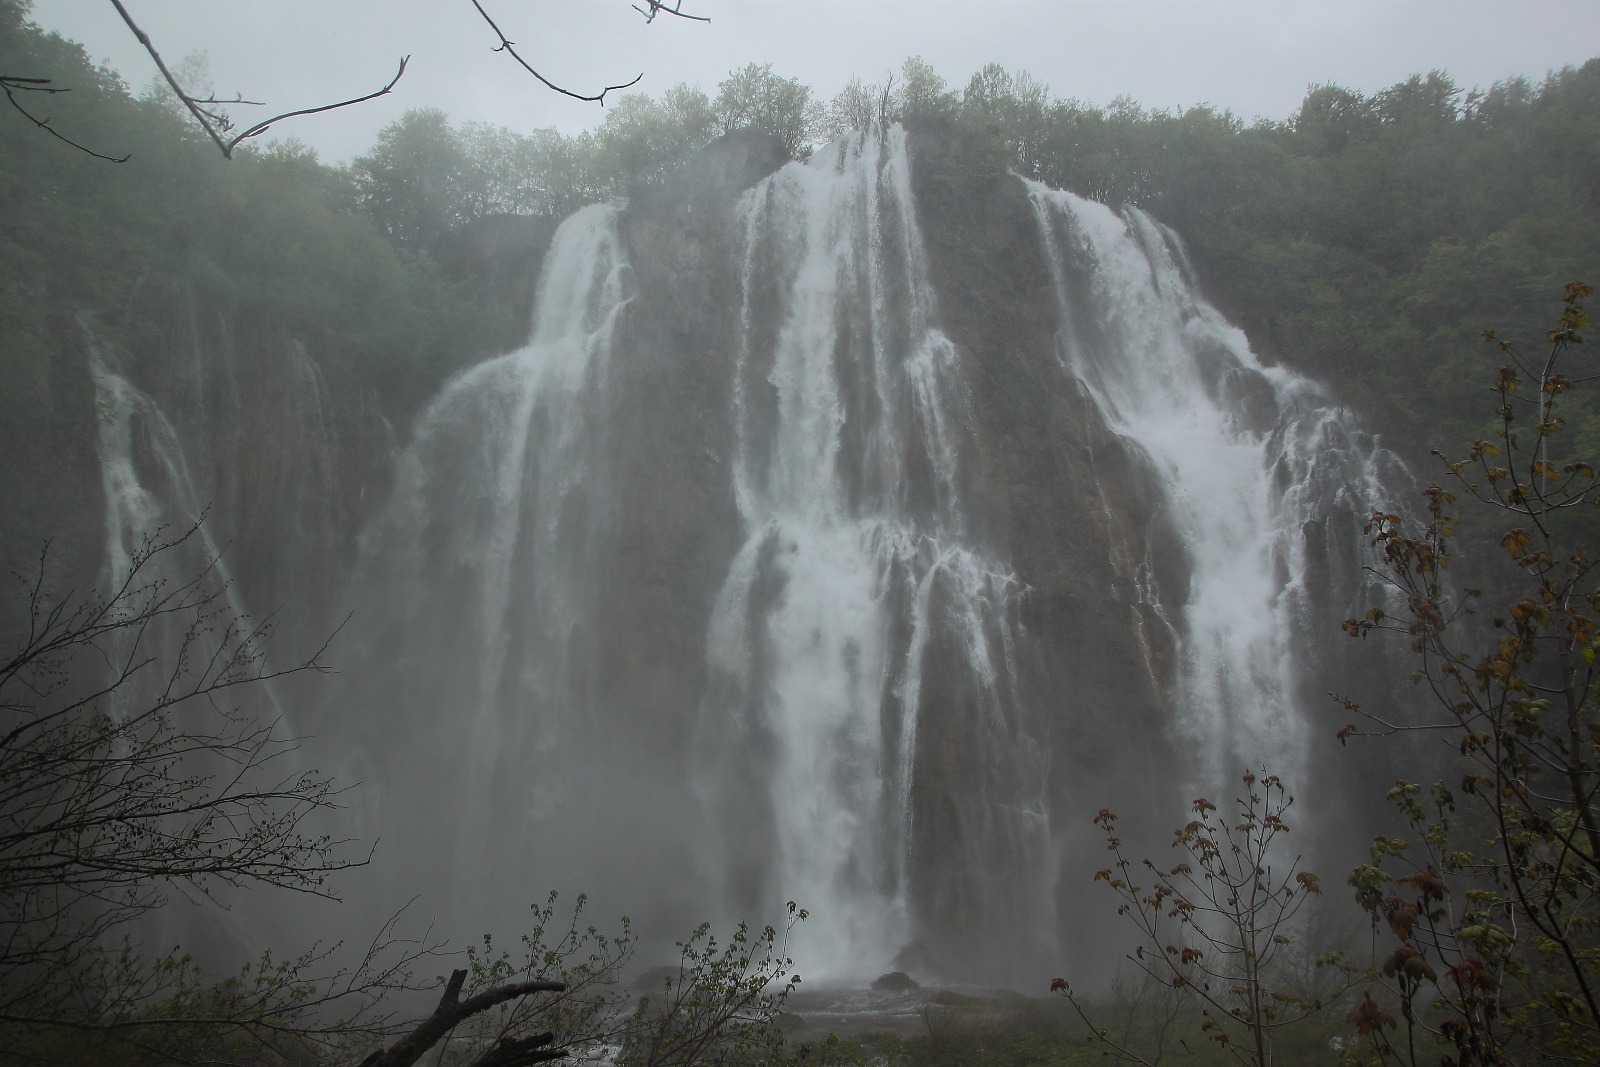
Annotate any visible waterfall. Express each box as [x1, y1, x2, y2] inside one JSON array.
[[86, 325, 274, 730], [83, 319, 312, 969], [324, 203, 656, 937], [67, 125, 1420, 989], [330, 130, 1055, 981], [697, 126, 1048, 981], [90, 332, 226, 590], [85, 315, 362, 744], [360, 202, 630, 726], [1026, 183, 1411, 788]]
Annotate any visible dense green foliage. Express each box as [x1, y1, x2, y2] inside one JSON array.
[[346, 62, 821, 252], [10, 0, 1594, 459], [0, 3, 516, 430]]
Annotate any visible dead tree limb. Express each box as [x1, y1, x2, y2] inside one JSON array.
[[108, 0, 407, 158], [0, 521, 363, 1008], [470, 0, 713, 103], [359, 970, 567, 1067], [19, 1, 706, 162], [468, 0, 643, 104], [0, 74, 129, 162], [633, 1, 711, 23]]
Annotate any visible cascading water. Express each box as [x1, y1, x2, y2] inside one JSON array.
[[84, 323, 310, 964], [326, 203, 643, 931], [361, 202, 629, 722], [696, 126, 1048, 980], [66, 123, 1420, 990], [1026, 182, 1412, 789], [320, 131, 1056, 982], [90, 335, 228, 595]]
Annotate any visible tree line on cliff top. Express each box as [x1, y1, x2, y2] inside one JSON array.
[[6, 0, 1600, 449]]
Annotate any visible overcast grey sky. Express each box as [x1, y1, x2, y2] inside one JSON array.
[[28, 1, 1600, 163]]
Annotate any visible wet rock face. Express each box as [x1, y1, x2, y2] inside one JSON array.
[[905, 129, 1192, 980], [0, 323, 105, 621], [119, 308, 396, 635]]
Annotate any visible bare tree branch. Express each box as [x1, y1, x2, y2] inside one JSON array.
[[468, 0, 643, 104], [225, 58, 409, 151], [359, 971, 567, 1067], [19, 0, 706, 162], [633, 1, 711, 23], [108, 0, 408, 158], [0, 521, 363, 1004], [0, 75, 129, 162]]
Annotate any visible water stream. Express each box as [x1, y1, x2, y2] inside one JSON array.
[[1028, 182, 1411, 790], [696, 126, 1046, 978]]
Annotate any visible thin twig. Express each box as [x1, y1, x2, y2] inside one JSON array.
[[226, 57, 408, 149], [1, 75, 129, 162], [633, 0, 710, 22], [468, 0, 642, 104], [109, 0, 407, 158]]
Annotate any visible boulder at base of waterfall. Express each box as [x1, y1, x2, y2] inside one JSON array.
[[872, 971, 920, 992]]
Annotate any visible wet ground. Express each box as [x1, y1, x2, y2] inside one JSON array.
[[783, 985, 930, 1039], [781, 982, 1033, 1041]]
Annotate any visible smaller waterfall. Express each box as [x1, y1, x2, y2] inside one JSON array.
[[330, 203, 643, 933], [84, 312, 368, 749], [364, 202, 630, 724], [1027, 183, 1410, 786], [85, 327, 286, 729], [80, 316, 382, 969], [90, 334, 224, 588]]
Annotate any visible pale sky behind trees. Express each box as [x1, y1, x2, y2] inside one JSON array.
[[27, 0, 1600, 163]]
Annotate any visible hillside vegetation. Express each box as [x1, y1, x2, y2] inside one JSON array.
[[6, 2, 1598, 456]]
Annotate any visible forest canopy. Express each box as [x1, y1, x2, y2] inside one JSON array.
[[3, 0, 1598, 455]]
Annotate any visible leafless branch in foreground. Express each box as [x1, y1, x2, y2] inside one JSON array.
[[470, 0, 712, 105], [0, 518, 362, 1011], [20, 0, 705, 162], [633, 1, 710, 23], [0, 74, 129, 162], [108, 0, 408, 158], [358, 971, 568, 1067], [468, 0, 643, 104]]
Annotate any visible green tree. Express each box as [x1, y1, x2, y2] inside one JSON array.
[[892, 56, 953, 125], [1339, 284, 1600, 1065], [713, 63, 823, 161], [1054, 771, 1335, 1067], [594, 83, 717, 190], [352, 109, 472, 248]]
